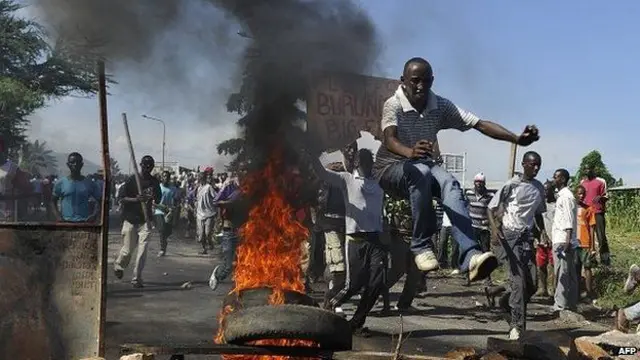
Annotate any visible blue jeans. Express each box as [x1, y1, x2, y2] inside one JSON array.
[[214, 229, 239, 282], [379, 159, 481, 270]]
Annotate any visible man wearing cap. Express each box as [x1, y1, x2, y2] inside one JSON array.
[[0, 137, 33, 221], [114, 155, 162, 288], [465, 173, 494, 256]]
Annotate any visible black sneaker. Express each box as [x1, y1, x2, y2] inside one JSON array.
[[131, 280, 144, 288], [114, 268, 123, 279]]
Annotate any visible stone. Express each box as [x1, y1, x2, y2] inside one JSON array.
[[480, 352, 508, 360], [575, 330, 640, 360], [487, 330, 577, 360], [444, 347, 479, 359], [573, 338, 612, 360]]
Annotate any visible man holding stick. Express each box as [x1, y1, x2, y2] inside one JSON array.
[[114, 155, 161, 288]]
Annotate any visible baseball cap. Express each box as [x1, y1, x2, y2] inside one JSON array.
[[474, 173, 486, 182]]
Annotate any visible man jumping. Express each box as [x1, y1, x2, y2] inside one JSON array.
[[373, 57, 540, 281]]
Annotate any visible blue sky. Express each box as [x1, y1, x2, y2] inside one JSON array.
[[25, 1, 639, 183]]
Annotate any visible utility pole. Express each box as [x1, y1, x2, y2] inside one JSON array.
[[141, 114, 166, 171]]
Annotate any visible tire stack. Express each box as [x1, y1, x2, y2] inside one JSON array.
[[219, 287, 353, 351]]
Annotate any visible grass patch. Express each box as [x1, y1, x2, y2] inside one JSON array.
[[593, 231, 640, 309]]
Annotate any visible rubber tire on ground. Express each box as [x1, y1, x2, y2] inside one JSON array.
[[221, 304, 352, 351], [222, 288, 317, 310]]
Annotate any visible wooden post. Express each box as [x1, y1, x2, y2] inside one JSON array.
[[97, 59, 110, 358], [508, 143, 517, 178]]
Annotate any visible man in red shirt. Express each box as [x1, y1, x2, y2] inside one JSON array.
[[580, 166, 609, 266]]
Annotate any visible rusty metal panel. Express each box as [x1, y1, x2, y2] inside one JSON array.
[[0, 225, 104, 360]]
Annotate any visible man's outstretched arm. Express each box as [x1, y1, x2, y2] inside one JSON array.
[[474, 120, 539, 146]]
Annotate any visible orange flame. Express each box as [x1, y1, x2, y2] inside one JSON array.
[[215, 149, 319, 360]]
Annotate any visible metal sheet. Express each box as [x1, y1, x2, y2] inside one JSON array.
[[0, 225, 103, 360]]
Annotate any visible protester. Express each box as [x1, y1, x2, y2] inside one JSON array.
[[550, 168, 578, 312], [373, 57, 540, 280], [208, 175, 243, 291], [617, 264, 640, 332], [575, 185, 597, 300], [314, 148, 386, 337], [466, 173, 494, 285], [580, 166, 609, 266], [196, 171, 217, 254], [114, 155, 162, 288], [51, 152, 102, 223], [0, 136, 32, 222], [155, 171, 178, 257], [534, 180, 556, 298], [487, 151, 546, 340]]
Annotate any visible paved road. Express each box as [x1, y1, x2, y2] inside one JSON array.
[[104, 226, 611, 359]]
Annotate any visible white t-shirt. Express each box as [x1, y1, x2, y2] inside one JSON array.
[[196, 184, 217, 220], [488, 174, 546, 232], [551, 187, 578, 246], [317, 168, 384, 234]]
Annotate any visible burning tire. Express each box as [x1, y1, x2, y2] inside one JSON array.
[[221, 304, 352, 351], [222, 287, 317, 310]]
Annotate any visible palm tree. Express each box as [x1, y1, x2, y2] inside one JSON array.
[[19, 140, 58, 176]]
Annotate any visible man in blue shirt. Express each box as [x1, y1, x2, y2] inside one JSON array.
[[155, 170, 178, 257], [51, 152, 102, 223]]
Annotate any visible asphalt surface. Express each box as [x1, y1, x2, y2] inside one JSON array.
[[104, 221, 612, 360]]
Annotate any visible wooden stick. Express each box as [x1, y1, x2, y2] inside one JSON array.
[[96, 59, 110, 358], [121, 113, 152, 228]]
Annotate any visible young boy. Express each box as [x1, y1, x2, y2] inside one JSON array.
[[576, 185, 597, 300]]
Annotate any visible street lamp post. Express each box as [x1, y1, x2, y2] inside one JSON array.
[[141, 114, 166, 171]]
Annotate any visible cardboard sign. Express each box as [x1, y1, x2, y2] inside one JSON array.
[[307, 73, 399, 152]]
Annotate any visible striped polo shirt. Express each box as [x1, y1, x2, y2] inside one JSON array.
[[372, 86, 480, 180], [465, 189, 494, 230]]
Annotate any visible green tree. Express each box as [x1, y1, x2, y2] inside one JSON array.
[[18, 139, 57, 176], [574, 150, 616, 186], [0, 0, 101, 155]]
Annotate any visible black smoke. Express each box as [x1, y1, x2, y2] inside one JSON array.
[[32, 0, 379, 201]]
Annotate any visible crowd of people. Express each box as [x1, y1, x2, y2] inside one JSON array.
[[1, 56, 637, 341]]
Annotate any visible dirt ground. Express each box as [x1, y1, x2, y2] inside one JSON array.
[[104, 222, 613, 360]]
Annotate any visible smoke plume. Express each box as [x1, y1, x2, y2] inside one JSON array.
[[33, 0, 379, 196]]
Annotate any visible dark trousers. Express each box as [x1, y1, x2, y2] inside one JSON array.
[[327, 233, 388, 329], [309, 230, 326, 280], [154, 214, 173, 252], [396, 244, 423, 308], [595, 213, 610, 265], [437, 226, 459, 269], [500, 228, 537, 332], [474, 228, 493, 285]]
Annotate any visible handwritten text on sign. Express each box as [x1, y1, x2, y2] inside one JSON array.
[[307, 74, 398, 151]]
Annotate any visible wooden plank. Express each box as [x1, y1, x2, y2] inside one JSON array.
[[120, 344, 449, 359]]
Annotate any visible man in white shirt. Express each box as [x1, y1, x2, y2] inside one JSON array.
[[196, 171, 217, 254], [313, 149, 386, 337], [551, 168, 578, 312], [487, 151, 547, 340]]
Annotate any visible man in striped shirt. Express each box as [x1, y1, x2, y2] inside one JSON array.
[[373, 57, 540, 281], [465, 173, 493, 254]]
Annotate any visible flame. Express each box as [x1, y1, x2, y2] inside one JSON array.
[[215, 149, 319, 360]]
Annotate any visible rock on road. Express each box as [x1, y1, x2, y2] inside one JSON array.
[[104, 226, 610, 359]]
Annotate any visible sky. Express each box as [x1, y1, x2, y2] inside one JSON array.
[[21, 1, 640, 184]]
